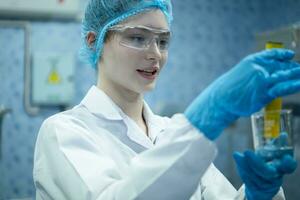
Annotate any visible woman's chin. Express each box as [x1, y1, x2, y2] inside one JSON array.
[[130, 82, 156, 94], [142, 83, 156, 92]]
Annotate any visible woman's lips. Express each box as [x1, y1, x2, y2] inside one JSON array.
[[136, 68, 158, 80]]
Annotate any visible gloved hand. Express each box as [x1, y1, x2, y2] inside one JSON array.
[[185, 49, 300, 140], [233, 150, 297, 200]]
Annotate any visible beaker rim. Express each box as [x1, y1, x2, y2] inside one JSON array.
[[251, 109, 292, 118]]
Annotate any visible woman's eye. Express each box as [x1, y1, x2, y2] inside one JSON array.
[[128, 35, 146, 43], [159, 39, 169, 47]]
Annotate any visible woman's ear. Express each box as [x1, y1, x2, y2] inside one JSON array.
[[86, 32, 96, 49]]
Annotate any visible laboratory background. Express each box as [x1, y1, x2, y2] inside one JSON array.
[[1, 0, 300, 199]]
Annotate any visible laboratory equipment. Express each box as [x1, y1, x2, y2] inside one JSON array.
[[261, 42, 284, 158], [251, 39, 298, 161], [263, 42, 284, 134], [251, 110, 294, 161]]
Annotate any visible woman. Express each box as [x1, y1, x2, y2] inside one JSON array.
[[33, 0, 300, 199]]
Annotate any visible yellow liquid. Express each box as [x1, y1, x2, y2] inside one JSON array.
[[264, 42, 283, 139]]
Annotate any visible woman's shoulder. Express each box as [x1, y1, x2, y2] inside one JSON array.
[[37, 105, 111, 151], [38, 104, 100, 139], [42, 105, 87, 127], [39, 103, 125, 141]]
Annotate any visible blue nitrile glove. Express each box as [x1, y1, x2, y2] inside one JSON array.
[[233, 150, 297, 200], [184, 49, 300, 140]]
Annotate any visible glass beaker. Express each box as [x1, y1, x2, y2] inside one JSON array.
[[251, 109, 294, 161]]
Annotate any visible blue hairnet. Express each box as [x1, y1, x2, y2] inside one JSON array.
[[79, 0, 173, 69]]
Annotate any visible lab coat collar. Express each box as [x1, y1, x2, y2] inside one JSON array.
[[80, 85, 165, 129], [81, 86, 123, 120], [81, 86, 166, 147]]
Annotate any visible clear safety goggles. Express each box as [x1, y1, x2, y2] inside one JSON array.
[[108, 25, 171, 52]]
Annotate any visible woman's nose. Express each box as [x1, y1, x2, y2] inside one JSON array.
[[146, 39, 162, 61]]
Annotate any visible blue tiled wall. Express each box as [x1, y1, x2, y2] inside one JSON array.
[[0, 22, 96, 199], [1, 0, 300, 199]]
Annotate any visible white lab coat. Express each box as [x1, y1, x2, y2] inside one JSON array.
[[33, 86, 285, 200]]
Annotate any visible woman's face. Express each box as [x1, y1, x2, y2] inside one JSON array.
[[99, 9, 169, 94]]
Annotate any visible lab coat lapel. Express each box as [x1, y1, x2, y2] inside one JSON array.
[[124, 102, 168, 149], [80, 86, 123, 120], [142, 102, 167, 144], [123, 116, 154, 149]]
